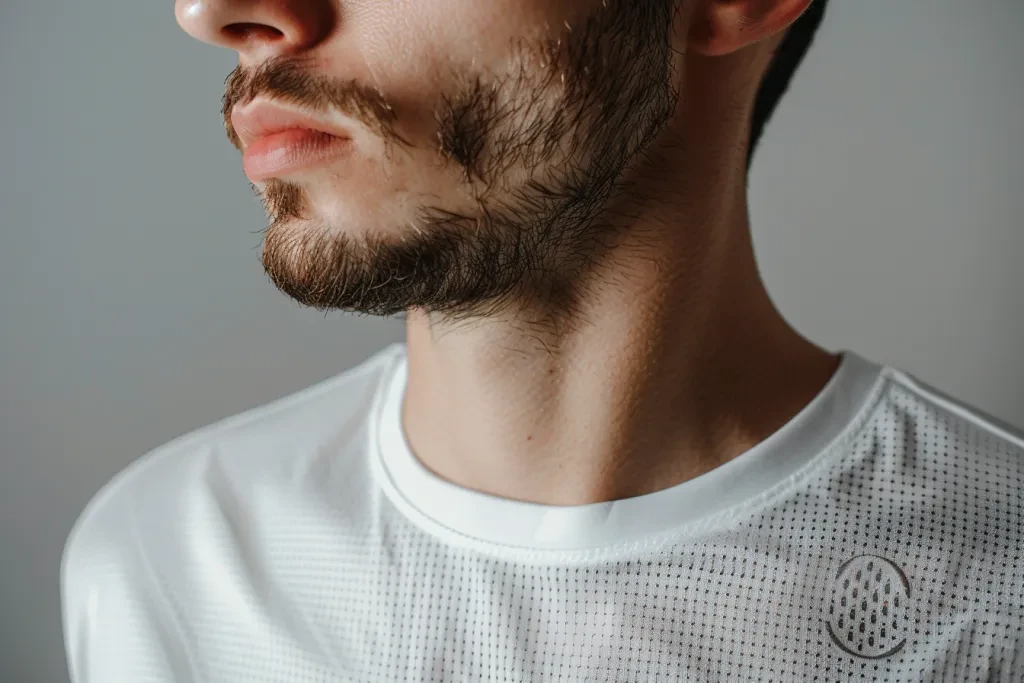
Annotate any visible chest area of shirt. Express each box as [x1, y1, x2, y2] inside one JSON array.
[[176, 541, 1015, 682]]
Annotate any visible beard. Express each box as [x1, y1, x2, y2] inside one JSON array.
[[223, 0, 679, 319]]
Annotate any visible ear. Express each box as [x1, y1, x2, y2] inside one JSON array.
[[688, 0, 813, 57]]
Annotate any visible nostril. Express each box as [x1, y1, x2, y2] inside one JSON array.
[[222, 22, 285, 43]]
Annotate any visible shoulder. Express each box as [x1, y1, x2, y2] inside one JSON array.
[[848, 362, 1024, 577], [60, 343, 403, 682], [876, 364, 1024, 473], [859, 363, 1024, 515], [64, 342, 402, 556]]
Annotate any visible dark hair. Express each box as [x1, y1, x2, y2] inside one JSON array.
[[747, 0, 829, 168]]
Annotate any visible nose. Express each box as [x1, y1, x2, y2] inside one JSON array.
[[175, 0, 336, 62]]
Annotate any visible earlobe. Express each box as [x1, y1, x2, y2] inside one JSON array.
[[687, 0, 813, 57]]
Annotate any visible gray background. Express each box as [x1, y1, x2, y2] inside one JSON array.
[[1, 0, 1022, 681]]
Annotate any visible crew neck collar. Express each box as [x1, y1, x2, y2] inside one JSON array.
[[370, 346, 882, 552]]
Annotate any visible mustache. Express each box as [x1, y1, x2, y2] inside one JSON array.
[[221, 57, 408, 150]]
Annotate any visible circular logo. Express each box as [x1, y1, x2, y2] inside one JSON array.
[[826, 554, 910, 659]]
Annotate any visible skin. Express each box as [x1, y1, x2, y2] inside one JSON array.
[[176, 0, 838, 506]]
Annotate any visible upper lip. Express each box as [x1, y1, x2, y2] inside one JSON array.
[[230, 99, 352, 148]]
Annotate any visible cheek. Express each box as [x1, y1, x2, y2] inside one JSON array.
[[290, 0, 613, 234], [339, 0, 604, 88], [326, 0, 605, 152]]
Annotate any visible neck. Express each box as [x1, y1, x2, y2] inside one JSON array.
[[401, 80, 838, 506]]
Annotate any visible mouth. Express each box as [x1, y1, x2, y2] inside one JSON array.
[[230, 100, 354, 182]]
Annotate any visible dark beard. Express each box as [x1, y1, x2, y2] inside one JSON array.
[[250, 0, 679, 320]]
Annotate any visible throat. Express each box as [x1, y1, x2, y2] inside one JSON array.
[[400, 304, 840, 507]]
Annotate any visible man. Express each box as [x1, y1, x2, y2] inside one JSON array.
[[61, 0, 1024, 681]]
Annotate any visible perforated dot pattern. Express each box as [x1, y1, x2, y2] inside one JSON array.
[[64, 365, 1024, 683]]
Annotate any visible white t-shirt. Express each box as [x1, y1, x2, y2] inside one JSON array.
[[62, 344, 1024, 682]]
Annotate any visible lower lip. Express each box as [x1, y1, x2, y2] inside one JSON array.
[[242, 128, 352, 181]]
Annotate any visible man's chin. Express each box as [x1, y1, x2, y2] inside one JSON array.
[[258, 216, 420, 315], [256, 207, 517, 318]]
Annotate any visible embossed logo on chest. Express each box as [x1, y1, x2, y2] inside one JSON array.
[[826, 554, 910, 659]]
